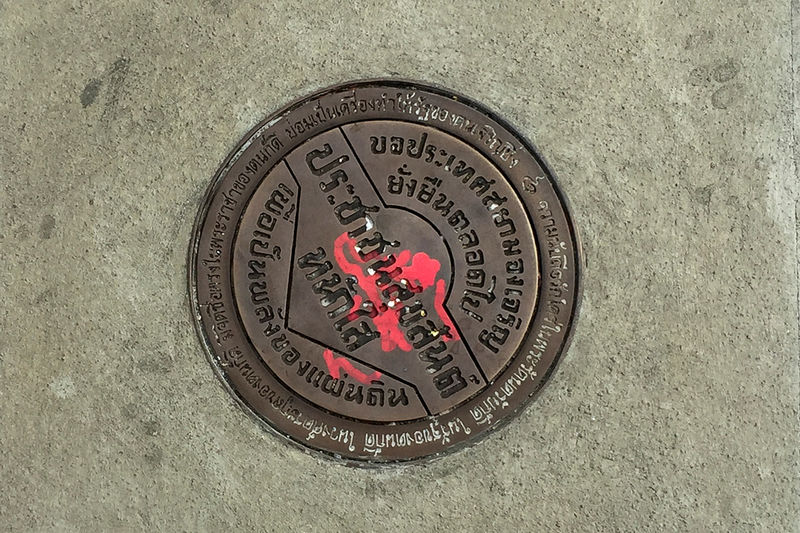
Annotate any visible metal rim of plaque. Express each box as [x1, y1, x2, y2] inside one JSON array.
[[189, 79, 582, 464]]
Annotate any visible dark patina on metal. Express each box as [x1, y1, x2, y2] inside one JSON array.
[[189, 79, 582, 463]]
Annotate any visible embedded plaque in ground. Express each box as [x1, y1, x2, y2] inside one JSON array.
[[189, 80, 582, 463]]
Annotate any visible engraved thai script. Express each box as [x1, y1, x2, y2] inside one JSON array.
[[537, 199, 570, 324], [382, 162, 505, 325], [372, 136, 509, 213], [301, 141, 468, 399], [387, 93, 520, 169], [282, 403, 356, 452], [362, 418, 472, 456], [299, 142, 382, 351], [381, 157, 526, 349], [201, 256, 234, 344], [220, 346, 286, 406], [207, 171, 254, 257], [339, 90, 397, 115], [300, 420, 357, 452], [469, 362, 537, 425], [284, 91, 399, 139], [240, 133, 284, 177]]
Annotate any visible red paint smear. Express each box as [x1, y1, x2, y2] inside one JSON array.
[[332, 231, 459, 354], [334, 232, 410, 351], [434, 278, 459, 342], [323, 348, 381, 385], [340, 294, 364, 324]]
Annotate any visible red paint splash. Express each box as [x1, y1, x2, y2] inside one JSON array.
[[434, 278, 458, 340], [332, 231, 459, 353], [323, 348, 381, 384]]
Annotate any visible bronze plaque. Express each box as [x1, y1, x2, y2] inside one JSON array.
[[189, 79, 582, 463]]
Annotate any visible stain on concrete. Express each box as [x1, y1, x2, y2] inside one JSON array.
[[202, 0, 232, 15], [80, 79, 102, 107], [713, 58, 740, 83], [77, 58, 130, 115], [107, 57, 130, 100], [142, 418, 161, 437], [39, 214, 56, 239], [135, 350, 174, 374], [688, 56, 742, 112], [34, 287, 55, 305], [711, 84, 740, 109], [121, 402, 163, 438], [754, 156, 771, 171], [362, 478, 388, 499], [689, 58, 740, 88], [684, 28, 714, 49], [100, 56, 132, 121], [143, 445, 164, 467], [694, 185, 714, 210], [688, 65, 712, 86]]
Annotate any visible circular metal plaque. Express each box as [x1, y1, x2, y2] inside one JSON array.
[[189, 79, 582, 463]]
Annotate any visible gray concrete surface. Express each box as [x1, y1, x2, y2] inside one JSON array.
[[1, 1, 798, 531]]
